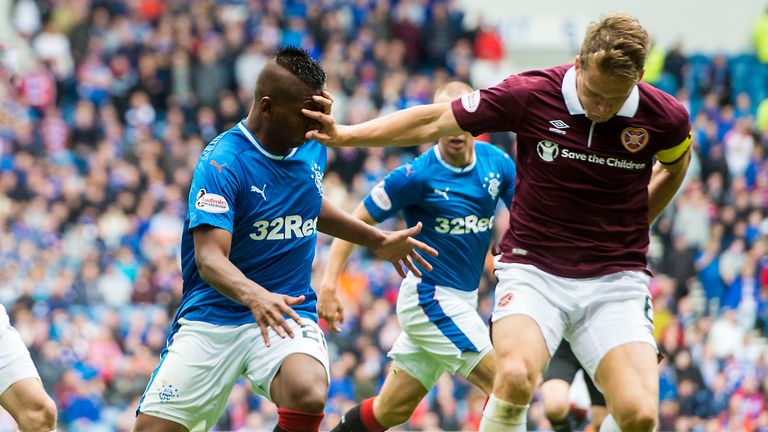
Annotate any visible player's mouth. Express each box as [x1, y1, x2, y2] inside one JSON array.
[[448, 137, 465, 148]]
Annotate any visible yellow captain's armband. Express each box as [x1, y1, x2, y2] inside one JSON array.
[[656, 132, 692, 164]]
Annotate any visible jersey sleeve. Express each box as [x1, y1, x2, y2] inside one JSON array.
[[654, 97, 692, 164], [450, 75, 532, 136], [187, 154, 242, 233], [655, 131, 692, 164], [363, 163, 421, 222], [500, 152, 517, 208]]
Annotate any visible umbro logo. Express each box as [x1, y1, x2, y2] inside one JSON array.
[[548, 120, 569, 135], [251, 184, 267, 201]]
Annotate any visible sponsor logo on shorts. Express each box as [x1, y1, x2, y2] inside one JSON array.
[[621, 127, 649, 153], [461, 90, 481, 113], [497, 292, 514, 307], [158, 384, 180, 402], [195, 189, 229, 213]]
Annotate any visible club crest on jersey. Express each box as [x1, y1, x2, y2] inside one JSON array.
[[311, 162, 324, 196], [621, 127, 649, 153], [461, 90, 481, 113], [483, 172, 501, 199], [195, 189, 229, 213]]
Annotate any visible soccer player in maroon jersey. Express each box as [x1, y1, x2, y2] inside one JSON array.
[[304, 14, 691, 432]]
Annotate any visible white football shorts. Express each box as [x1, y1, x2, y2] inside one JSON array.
[[0, 305, 41, 396], [491, 260, 656, 381], [137, 317, 329, 431], [389, 274, 492, 390]]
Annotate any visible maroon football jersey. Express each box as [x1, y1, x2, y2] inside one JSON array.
[[451, 65, 690, 278]]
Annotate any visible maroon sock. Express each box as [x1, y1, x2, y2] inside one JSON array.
[[276, 408, 324, 432], [360, 397, 386, 432]]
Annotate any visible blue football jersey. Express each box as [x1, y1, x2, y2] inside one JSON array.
[[363, 142, 516, 292], [177, 121, 327, 325]]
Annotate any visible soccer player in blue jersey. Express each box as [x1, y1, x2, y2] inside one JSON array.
[[317, 82, 516, 432], [132, 47, 437, 432]]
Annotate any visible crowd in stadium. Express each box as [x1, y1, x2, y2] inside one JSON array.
[[0, 0, 767, 430]]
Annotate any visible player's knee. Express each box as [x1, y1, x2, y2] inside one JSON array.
[[495, 361, 536, 401], [613, 401, 657, 432], [543, 399, 570, 422], [16, 396, 57, 432], [282, 381, 327, 413]]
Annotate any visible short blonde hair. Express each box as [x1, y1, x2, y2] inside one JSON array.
[[579, 13, 650, 80]]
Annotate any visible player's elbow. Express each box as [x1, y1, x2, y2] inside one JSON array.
[[195, 253, 217, 283]]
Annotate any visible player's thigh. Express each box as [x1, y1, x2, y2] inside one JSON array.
[[594, 342, 659, 418], [133, 413, 189, 432], [567, 270, 655, 379], [137, 320, 245, 432], [466, 349, 495, 395], [373, 363, 430, 423], [245, 318, 330, 411], [491, 262, 567, 358]]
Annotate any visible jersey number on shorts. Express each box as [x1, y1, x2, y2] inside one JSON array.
[[301, 323, 327, 351], [644, 295, 654, 324]]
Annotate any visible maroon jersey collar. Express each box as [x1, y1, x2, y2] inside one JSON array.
[[560, 66, 640, 119]]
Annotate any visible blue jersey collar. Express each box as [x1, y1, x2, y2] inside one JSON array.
[[433, 145, 476, 173], [238, 121, 298, 160]]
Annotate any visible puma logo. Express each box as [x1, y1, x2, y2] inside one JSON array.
[[433, 187, 450, 200], [251, 184, 267, 201], [210, 160, 227, 173]]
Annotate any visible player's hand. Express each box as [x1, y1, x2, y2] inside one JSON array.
[[303, 91, 344, 146], [317, 284, 344, 333], [370, 222, 438, 278], [247, 289, 305, 347]]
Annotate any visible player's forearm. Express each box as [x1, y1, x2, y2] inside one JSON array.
[[197, 253, 267, 308], [320, 204, 376, 288], [337, 102, 462, 147], [321, 239, 357, 289], [648, 150, 691, 223], [318, 199, 384, 250]]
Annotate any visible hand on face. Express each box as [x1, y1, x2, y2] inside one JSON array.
[[302, 91, 341, 146]]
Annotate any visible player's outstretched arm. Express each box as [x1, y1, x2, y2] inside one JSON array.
[[317, 203, 377, 332], [317, 198, 438, 278], [648, 145, 692, 223], [193, 225, 305, 347], [303, 91, 463, 148]]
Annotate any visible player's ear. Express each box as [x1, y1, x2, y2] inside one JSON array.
[[258, 96, 273, 116], [637, 69, 645, 83], [574, 55, 581, 71]]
